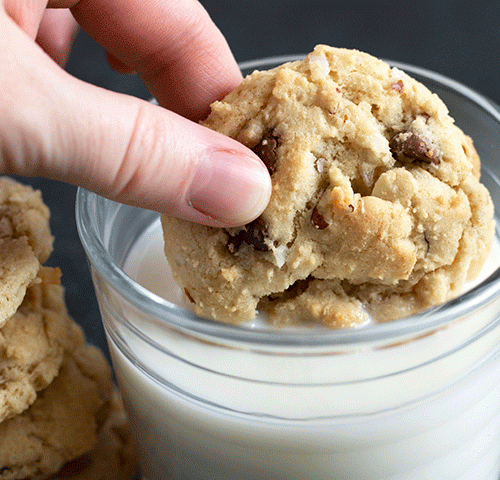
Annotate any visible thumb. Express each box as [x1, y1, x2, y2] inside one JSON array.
[[52, 81, 272, 227], [1, 21, 271, 227]]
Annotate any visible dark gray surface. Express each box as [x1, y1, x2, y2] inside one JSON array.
[[16, 0, 500, 357]]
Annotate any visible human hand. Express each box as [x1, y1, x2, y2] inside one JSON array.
[[1, 0, 271, 227], [36, 8, 79, 68]]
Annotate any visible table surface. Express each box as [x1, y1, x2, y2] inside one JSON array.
[[17, 0, 500, 360]]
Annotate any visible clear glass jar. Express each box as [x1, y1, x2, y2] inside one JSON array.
[[76, 57, 500, 480]]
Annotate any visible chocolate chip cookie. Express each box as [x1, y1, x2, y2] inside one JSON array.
[[161, 45, 495, 327], [0, 177, 53, 328], [46, 390, 138, 480], [0, 341, 112, 480], [0, 267, 84, 422]]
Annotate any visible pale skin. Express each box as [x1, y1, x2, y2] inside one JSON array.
[[0, 0, 272, 227]]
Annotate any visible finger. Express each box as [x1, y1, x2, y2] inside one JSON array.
[[3, 0, 46, 38], [106, 51, 135, 75], [6, 0, 241, 119], [0, 15, 271, 227], [36, 9, 79, 67], [66, 0, 243, 121]]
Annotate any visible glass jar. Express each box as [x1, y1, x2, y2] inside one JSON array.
[[77, 57, 500, 480]]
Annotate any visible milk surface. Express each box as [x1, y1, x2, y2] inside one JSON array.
[[126, 220, 500, 330], [104, 218, 500, 480]]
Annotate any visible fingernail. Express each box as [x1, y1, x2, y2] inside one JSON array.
[[187, 150, 271, 226]]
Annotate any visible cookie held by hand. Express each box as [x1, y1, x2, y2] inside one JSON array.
[[162, 45, 494, 327]]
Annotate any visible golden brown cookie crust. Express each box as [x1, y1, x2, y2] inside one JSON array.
[[0, 267, 84, 423], [46, 390, 138, 480], [0, 342, 112, 480], [0, 178, 53, 328]]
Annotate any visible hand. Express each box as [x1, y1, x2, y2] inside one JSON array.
[[36, 8, 79, 68], [0, 0, 271, 227]]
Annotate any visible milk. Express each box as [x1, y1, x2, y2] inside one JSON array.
[[94, 218, 500, 480], [127, 221, 500, 331]]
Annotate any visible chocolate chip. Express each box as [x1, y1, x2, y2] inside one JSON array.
[[227, 217, 269, 252], [311, 207, 329, 229], [184, 289, 195, 304], [49, 454, 93, 477], [389, 132, 440, 165], [420, 113, 431, 123], [423, 232, 431, 253], [253, 131, 280, 174]]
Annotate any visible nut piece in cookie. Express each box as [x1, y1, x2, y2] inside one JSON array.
[[162, 45, 495, 328]]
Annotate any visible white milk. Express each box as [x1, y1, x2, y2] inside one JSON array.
[[127, 223, 500, 331], [98, 220, 500, 480]]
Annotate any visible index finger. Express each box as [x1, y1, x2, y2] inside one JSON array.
[[59, 0, 242, 120]]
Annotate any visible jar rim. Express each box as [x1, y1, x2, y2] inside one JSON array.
[[76, 56, 500, 348]]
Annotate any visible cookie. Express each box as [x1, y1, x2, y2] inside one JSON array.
[[0, 177, 53, 328], [46, 390, 138, 480], [162, 45, 495, 327], [0, 267, 84, 423], [0, 341, 112, 480]]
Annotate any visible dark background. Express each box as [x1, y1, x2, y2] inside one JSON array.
[[18, 0, 500, 355]]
